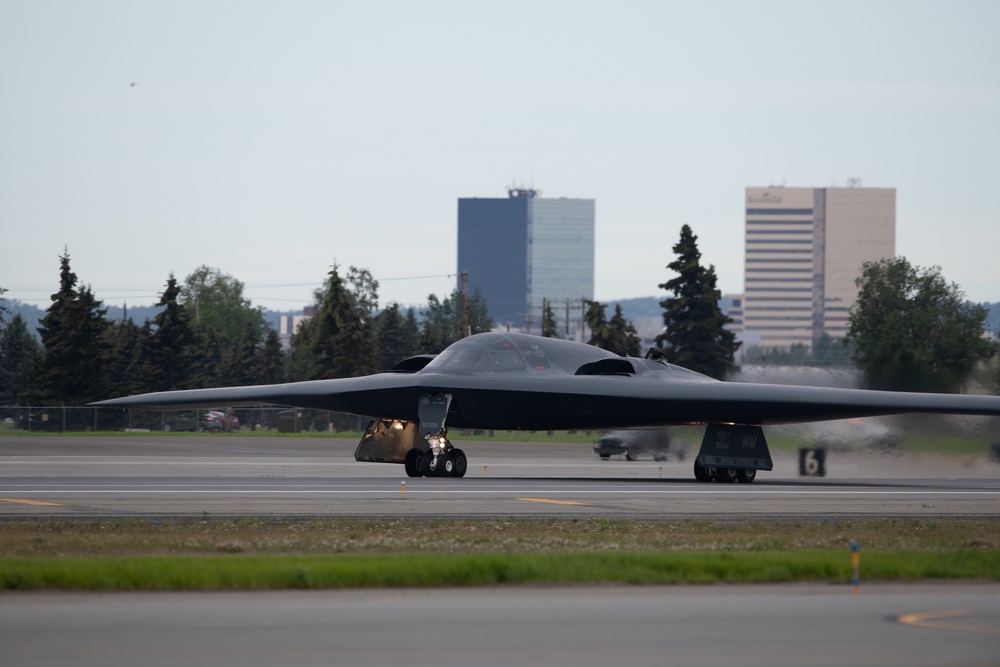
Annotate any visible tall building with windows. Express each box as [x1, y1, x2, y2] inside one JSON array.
[[741, 185, 895, 348], [458, 187, 595, 332]]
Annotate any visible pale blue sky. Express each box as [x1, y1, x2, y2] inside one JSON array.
[[2, 0, 998, 311]]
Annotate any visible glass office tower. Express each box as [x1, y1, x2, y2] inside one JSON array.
[[458, 188, 595, 332]]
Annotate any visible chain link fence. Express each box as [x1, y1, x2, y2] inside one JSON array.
[[0, 405, 367, 434]]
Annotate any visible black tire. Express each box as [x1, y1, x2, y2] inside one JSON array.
[[625, 448, 639, 461], [414, 452, 428, 477], [736, 468, 757, 484], [693, 462, 713, 482], [404, 448, 422, 478], [451, 449, 468, 478], [716, 467, 738, 483], [436, 452, 455, 477]]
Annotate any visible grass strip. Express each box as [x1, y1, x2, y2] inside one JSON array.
[[3, 550, 998, 591]]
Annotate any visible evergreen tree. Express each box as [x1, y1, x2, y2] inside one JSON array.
[[417, 289, 492, 352], [101, 318, 145, 397], [142, 275, 199, 392], [584, 299, 611, 349], [585, 300, 641, 355], [32, 252, 110, 404], [541, 299, 559, 338], [376, 302, 417, 370], [256, 330, 286, 385], [193, 328, 224, 388], [655, 225, 740, 379], [845, 257, 997, 392], [0, 314, 42, 404], [219, 321, 263, 386], [289, 266, 379, 380], [608, 304, 642, 356]]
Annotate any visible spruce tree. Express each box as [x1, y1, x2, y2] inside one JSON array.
[[101, 317, 144, 397], [142, 275, 199, 391], [256, 330, 286, 385], [219, 321, 262, 386], [655, 225, 739, 379], [290, 266, 379, 380], [32, 252, 110, 404], [541, 299, 559, 338], [376, 302, 416, 370], [193, 328, 224, 388], [0, 314, 42, 404], [585, 300, 641, 355], [608, 304, 642, 356]]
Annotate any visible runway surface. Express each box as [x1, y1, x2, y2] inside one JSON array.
[[3, 435, 999, 666], [1, 435, 998, 518], [3, 585, 999, 666]]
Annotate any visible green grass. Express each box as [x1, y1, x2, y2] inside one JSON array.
[[2, 550, 996, 591], [1, 518, 997, 591]]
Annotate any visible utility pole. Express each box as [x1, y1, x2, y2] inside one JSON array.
[[461, 271, 469, 338], [565, 298, 571, 339]]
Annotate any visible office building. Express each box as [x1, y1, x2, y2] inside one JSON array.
[[740, 185, 895, 348], [458, 187, 595, 332]]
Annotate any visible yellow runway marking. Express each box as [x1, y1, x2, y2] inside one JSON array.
[[517, 498, 590, 506], [0, 498, 64, 507], [898, 610, 1000, 635]]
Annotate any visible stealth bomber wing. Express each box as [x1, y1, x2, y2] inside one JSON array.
[[92, 332, 1000, 481]]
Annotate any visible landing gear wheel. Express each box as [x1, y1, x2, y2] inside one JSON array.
[[436, 452, 455, 477], [414, 451, 429, 477], [404, 448, 422, 478], [693, 462, 713, 482], [451, 449, 468, 478], [736, 468, 757, 484], [715, 467, 738, 483]]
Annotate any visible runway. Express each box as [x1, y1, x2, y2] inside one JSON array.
[[2, 436, 998, 518], [2, 586, 999, 666], [3, 436, 999, 666]]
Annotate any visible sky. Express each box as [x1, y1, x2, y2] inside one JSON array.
[[2, 0, 998, 313]]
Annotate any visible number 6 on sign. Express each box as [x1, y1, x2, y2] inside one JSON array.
[[798, 447, 826, 477]]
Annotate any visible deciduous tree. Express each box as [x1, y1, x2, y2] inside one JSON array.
[[181, 266, 267, 350], [845, 257, 997, 392]]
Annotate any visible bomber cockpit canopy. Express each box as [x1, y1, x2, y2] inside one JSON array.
[[423, 332, 621, 375]]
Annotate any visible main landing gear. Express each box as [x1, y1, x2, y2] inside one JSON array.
[[691, 424, 772, 484], [403, 437, 468, 478], [693, 462, 756, 483], [354, 393, 469, 478]]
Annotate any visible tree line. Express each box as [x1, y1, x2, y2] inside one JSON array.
[[0, 253, 492, 406], [3, 227, 993, 409]]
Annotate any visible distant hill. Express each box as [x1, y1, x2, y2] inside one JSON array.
[[0, 300, 290, 340], [609, 294, 735, 323]]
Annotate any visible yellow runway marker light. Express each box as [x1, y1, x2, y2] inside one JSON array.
[[0, 498, 64, 507]]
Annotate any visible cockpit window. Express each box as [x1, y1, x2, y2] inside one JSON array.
[[423, 332, 621, 374], [490, 350, 522, 369]]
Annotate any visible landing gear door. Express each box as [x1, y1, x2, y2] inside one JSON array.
[[697, 424, 773, 471], [418, 393, 452, 438]]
